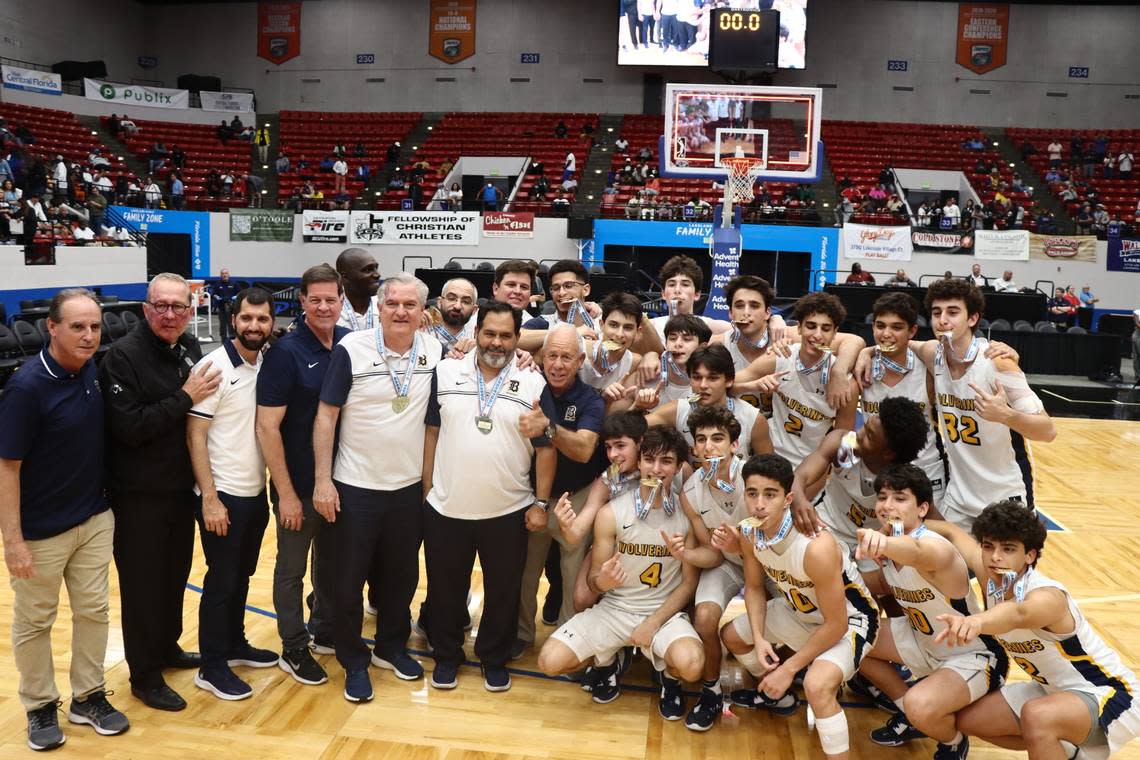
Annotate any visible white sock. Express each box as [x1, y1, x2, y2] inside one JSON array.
[[894, 696, 906, 712], [946, 731, 964, 747]]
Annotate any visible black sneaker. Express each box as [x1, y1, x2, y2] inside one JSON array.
[[194, 667, 253, 701], [934, 737, 969, 760], [309, 636, 335, 655], [847, 673, 899, 714], [68, 690, 129, 736], [482, 665, 511, 692], [372, 651, 424, 680], [729, 688, 797, 715], [27, 702, 64, 751], [431, 662, 459, 690], [684, 688, 722, 732], [279, 647, 328, 685], [228, 642, 278, 669], [580, 665, 599, 692], [591, 663, 620, 704], [870, 712, 926, 746], [343, 668, 373, 703], [658, 674, 685, 721]]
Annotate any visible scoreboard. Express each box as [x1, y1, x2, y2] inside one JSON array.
[[708, 9, 780, 70]]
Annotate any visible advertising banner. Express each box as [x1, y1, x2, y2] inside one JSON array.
[[350, 210, 480, 245], [974, 229, 1029, 260], [911, 227, 974, 254], [230, 208, 295, 242], [1, 65, 62, 96], [110, 205, 210, 278], [956, 4, 1009, 75], [201, 91, 255, 113], [302, 209, 349, 243], [85, 78, 189, 109], [429, 0, 476, 64], [258, 2, 302, 65], [482, 211, 534, 238], [1029, 233, 1096, 263], [843, 223, 913, 261], [1107, 236, 1140, 273]]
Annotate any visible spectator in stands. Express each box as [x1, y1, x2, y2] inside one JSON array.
[[942, 196, 961, 226], [1044, 166, 1064, 183], [25, 158, 47, 198], [1119, 147, 1135, 180], [845, 262, 875, 285], [230, 115, 244, 133], [657, 197, 674, 220], [274, 152, 291, 176], [221, 171, 235, 196], [868, 184, 887, 209], [1046, 137, 1063, 168], [254, 127, 270, 164], [1108, 215, 1129, 238], [554, 120, 568, 139], [0, 153, 11, 185], [1059, 181, 1078, 203], [530, 175, 550, 199], [960, 198, 976, 222], [1103, 152, 1117, 179], [993, 270, 1018, 293], [560, 175, 578, 194], [50, 156, 69, 198], [913, 200, 931, 227], [355, 162, 371, 190], [965, 263, 986, 287], [636, 145, 652, 162], [835, 195, 854, 227], [386, 172, 405, 191], [169, 173, 184, 211], [430, 183, 449, 210], [385, 141, 401, 166], [563, 151, 576, 182], [1062, 286, 1082, 310], [481, 182, 501, 211], [88, 148, 111, 170], [300, 181, 317, 203], [1011, 173, 1033, 195], [793, 183, 817, 208], [245, 173, 265, 207], [87, 186, 107, 231], [1007, 202, 1025, 229], [348, 141, 366, 158], [962, 136, 985, 150], [119, 116, 138, 137], [1092, 204, 1110, 236], [1082, 145, 1099, 178], [332, 141, 346, 158], [1036, 208, 1056, 234], [1048, 288, 1075, 327], [1075, 202, 1093, 235], [885, 269, 917, 288], [411, 158, 431, 178], [614, 135, 629, 152], [551, 190, 571, 216], [1019, 140, 1037, 161], [878, 167, 893, 187], [143, 176, 162, 209], [1070, 135, 1084, 169], [579, 121, 595, 138], [447, 182, 462, 210], [13, 123, 34, 145], [885, 193, 904, 216], [71, 218, 95, 243], [686, 194, 711, 219], [332, 156, 348, 195], [639, 193, 658, 220], [1084, 183, 1100, 207], [407, 177, 424, 210], [204, 170, 222, 197], [107, 113, 121, 136], [1079, 285, 1099, 307], [217, 120, 232, 145], [148, 141, 169, 173], [1093, 134, 1108, 163], [319, 154, 335, 173]]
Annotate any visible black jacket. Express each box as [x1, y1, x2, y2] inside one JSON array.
[[99, 320, 203, 494]]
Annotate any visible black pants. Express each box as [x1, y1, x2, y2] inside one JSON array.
[[423, 505, 528, 669], [333, 481, 422, 671], [111, 489, 196, 689], [196, 491, 269, 670], [217, 302, 233, 340]]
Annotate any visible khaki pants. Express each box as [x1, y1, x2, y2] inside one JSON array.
[[517, 486, 591, 645], [10, 509, 115, 710]]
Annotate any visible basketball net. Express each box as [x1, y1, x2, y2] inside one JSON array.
[[721, 147, 765, 228]]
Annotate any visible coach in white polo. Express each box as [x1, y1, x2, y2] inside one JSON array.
[[422, 300, 556, 693], [314, 273, 442, 704], [187, 288, 278, 701]]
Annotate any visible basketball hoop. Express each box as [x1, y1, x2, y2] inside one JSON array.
[[722, 155, 765, 205]]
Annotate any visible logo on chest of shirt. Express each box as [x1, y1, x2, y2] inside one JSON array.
[[508, 380, 520, 394], [418, 354, 427, 367], [564, 404, 577, 422]]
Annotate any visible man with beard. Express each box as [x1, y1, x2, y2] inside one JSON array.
[[426, 278, 478, 350], [335, 248, 381, 331], [101, 274, 221, 711], [422, 301, 556, 692], [187, 288, 277, 700]]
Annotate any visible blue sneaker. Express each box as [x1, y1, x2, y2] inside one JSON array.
[[194, 667, 252, 701], [372, 651, 424, 681], [227, 642, 278, 669], [870, 712, 925, 746], [934, 737, 969, 759], [730, 688, 797, 715], [343, 668, 373, 703], [431, 662, 459, 690], [482, 665, 511, 692], [658, 674, 685, 721], [847, 673, 899, 714], [590, 663, 620, 704]]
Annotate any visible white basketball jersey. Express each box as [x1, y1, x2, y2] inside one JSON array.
[[752, 527, 878, 629], [861, 363, 946, 496], [882, 530, 1007, 667], [682, 468, 749, 566], [816, 458, 879, 549], [578, 347, 633, 391], [606, 488, 690, 614], [658, 378, 692, 409], [769, 346, 837, 467], [933, 348, 1026, 521], [675, 397, 759, 456]]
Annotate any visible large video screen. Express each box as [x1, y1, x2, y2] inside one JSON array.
[[618, 0, 807, 69]]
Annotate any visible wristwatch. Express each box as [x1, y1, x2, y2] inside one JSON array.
[[533, 499, 550, 512], [544, 422, 557, 440]]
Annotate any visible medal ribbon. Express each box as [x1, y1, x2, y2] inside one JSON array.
[[700, 456, 743, 498], [934, 334, 982, 368], [635, 482, 675, 520], [433, 323, 466, 347], [741, 510, 793, 552], [733, 327, 770, 352], [796, 347, 832, 387], [662, 352, 688, 384], [475, 354, 512, 420], [593, 339, 615, 373], [341, 297, 375, 331], [871, 347, 915, 382], [566, 299, 596, 331], [375, 327, 419, 400], [987, 567, 1032, 604], [602, 468, 639, 499], [890, 521, 928, 538]]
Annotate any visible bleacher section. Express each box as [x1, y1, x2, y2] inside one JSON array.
[[0, 103, 127, 175], [276, 111, 421, 204]]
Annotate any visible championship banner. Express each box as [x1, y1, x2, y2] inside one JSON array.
[[956, 4, 1009, 75], [843, 223, 913, 261], [429, 0, 476, 64], [350, 210, 480, 245], [85, 78, 189, 109], [230, 208, 295, 242], [302, 209, 349, 243], [2, 65, 62, 96], [974, 229, 1028, 260], [911, 227, 974, 254], [258, 2, 302, 65], [482, 211, 534, 238], [1029, 233, 1096, 263], [201, 91, 255, 113], [1107, 236, 1140, 274]]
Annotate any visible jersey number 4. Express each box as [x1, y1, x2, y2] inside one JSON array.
[[784, 413, 803, 437], [639, 562, 662, 589], [942, 412, 981, 446]]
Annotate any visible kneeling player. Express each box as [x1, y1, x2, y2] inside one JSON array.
[[854, 464, 1008, 759], [721, 454, 879, 760], [538, 425, 705, 718], [932, 500, 1140, 760]]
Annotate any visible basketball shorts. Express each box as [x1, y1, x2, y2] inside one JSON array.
[[891, 616, 1004, 703], [550, 600, 699, 672], [694, 560, 744, 609]]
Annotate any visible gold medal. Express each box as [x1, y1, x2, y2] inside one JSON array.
[[688, 393, 702, 404], [475, 415, 494, 434], [640, 476, 661, 488], [601, 340, 621, 352], [392, 395, 410, 413], [607, 462, 622, 481]]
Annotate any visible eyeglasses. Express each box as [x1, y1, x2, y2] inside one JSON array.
[[549, 281, 585, 293], [441, 293, 475, 306], [147, 301, 191, 315]]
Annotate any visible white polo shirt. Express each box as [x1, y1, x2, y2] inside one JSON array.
[[321, 329, 443, 491], [425, 354, 551, 520], [188, 341, 266, 497]]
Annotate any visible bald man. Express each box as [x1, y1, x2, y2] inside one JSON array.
[[428, 278, 478, 350], [335, 248, 381, 332], [515, 325, 606, 658]]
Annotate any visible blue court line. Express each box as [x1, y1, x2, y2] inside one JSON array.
[[181, 582, 879, 708], [1037, 508, 1065, 532]]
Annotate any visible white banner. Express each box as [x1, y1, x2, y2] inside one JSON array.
[[302, 209, 350, 243], [2, 65, 62, 96], [200, 90, 254, 113], [842, 223, 913, 261], [349, 210, 480, 246], [974, 229, 1029, 261], [84, 78, 189, 109]]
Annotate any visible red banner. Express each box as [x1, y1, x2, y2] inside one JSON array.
[[482, 212, 534, 238], [429, 0, 476, 64], [956, 4, 1009, 75], [258, 2, 302, 65]]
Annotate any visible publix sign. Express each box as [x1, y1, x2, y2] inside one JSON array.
[[84, 78, 189, 109]]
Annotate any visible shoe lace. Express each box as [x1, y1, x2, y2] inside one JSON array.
[[78, 690, 117, 719], [29, 701, 61, 728]]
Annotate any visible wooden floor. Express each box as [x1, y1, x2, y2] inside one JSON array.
[[2, 417, 1140, 758]]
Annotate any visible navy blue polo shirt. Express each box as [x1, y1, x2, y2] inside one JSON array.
[[544, 376, 606, 495], [0, 350, 108, 540], [256, 320, 351, 498]]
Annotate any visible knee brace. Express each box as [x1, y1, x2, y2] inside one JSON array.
[[815, 710, 849, 756], [734, 647, 765, 678]]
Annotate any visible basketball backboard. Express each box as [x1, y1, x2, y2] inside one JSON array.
[[661, 83, 823, 182]]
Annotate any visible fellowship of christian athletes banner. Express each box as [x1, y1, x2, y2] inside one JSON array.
[[974, 229, 1028, 260], [843, 223, 913, 261], [429, 0, 476, 64], [349, 210, 480, 245], [85, 79, 189, 109], [302, 209, 349, 243], [1029, 234, 1096, 263], [956, 4, 1009, 75], [230, 208, 295, 242], [258, 2, 302, 65]]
